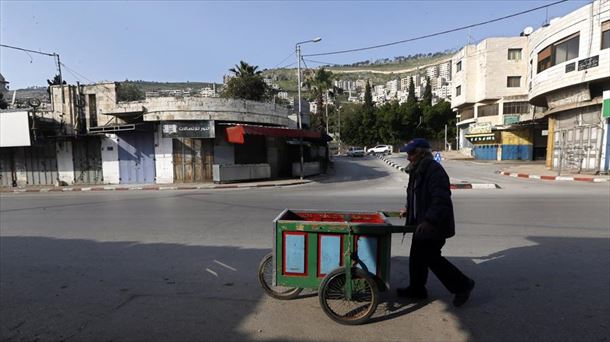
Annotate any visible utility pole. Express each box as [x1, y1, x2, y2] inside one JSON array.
[[0, 44, 64, 114], [295, 37, 321, 180]]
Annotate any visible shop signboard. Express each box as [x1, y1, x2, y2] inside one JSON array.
[[162, 120, 215, 138]]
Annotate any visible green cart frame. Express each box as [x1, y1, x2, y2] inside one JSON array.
[[258, 209, 415, 325]]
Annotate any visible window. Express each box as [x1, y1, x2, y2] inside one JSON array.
[[503, 101, 530, 115], [508, 48, 522, 60], [602, 20, 610, 50], [554, 34, 579, 64], [507, 76, 521, 87], [477, 103, 498, 117], [456, 85, 461, 96], [456, 61, 462, 72], [537, 33, 580, 73]]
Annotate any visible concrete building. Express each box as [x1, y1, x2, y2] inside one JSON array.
[[1, 82, 327, 187], [452, 36, 532, 160], [439, 61, 452, 82], [528, 0, 610, 172]]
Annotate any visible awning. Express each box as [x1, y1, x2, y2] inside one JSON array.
[[226, 124, 324, 144]]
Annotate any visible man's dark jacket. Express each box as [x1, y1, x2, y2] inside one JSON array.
[[405, 157, 455, 239]]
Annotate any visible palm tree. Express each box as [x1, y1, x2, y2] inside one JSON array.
[[223, 60, 269, 101], [229, 61, 262, 77]]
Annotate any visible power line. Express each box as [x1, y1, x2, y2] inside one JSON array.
[[303, 59, 343, 66], [0, 44, 56, 57], [304, 0, 569, 57], [269, 51, 295, 69]]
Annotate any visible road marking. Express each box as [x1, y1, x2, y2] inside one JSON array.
[[214, 260, 237, 272], [472, 255, 504, 264], [205, 268, 218, 277]]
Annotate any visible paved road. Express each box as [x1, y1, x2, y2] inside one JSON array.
[[1, 156, 608, 341]]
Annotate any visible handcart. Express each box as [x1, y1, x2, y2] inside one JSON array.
[[258, 209, 415, 325]]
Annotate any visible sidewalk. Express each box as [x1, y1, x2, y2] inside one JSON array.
[[497, 163, 610, 183], [0, 178, 314, 194], [379, 151, 609, 185], [420, 150, 609, 183]]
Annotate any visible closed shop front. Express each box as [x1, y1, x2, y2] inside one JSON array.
[[24, 144, 59, 185], [501, 129, 533, 161], [0, 149, 16, 187], [173, 138, 214, 182], [73, 136, 103, 184], [162, 120, 215, 183], [117, 131, 156, 184], [553, 107, 603, 172]]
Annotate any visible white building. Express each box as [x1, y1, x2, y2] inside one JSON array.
[[452, 36, 531, 159], [528, 0, 610, 172], [439, 61, 452, 81]]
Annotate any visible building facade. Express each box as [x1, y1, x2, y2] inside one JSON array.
[[452, 37, 535, 160], [0, 82, 327, 187], [528, 0, 610, 172]]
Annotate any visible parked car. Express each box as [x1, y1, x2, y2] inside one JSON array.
[[346, 146, 365, 157], [367, 144, 392, 155]]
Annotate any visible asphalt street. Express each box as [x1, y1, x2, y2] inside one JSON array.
[[1, 156, 609, 341]]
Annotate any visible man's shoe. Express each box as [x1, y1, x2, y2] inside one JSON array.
[[396, 286, 428, 300], [453, 279, 475, 307]]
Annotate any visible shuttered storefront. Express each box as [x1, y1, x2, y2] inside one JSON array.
[[0, 149, 16, 187], [118, 131, 156, 184], [73, 137, 104, 184], [24, 144, 59, 186], [173, 138, 213, 183], [553, 107, 603, 172]]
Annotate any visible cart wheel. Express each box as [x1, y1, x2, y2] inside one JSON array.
[[318, 267, 379, 325], [258, 253, 302, 300]]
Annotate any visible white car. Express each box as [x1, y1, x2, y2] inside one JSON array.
[[367, 145, 392, 155], [346, 146, 365, 157]]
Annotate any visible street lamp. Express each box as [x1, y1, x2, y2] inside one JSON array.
[[296, 37, 321, 179]]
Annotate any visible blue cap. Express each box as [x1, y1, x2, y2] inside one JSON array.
[[399, 138, 431, 153]]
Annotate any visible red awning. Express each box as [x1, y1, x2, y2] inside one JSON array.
[[226, 125, 322, 144]]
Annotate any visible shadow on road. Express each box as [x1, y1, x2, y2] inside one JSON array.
[[0, 237, 272, 341], [389, 235, 609, 341], [1, 235, 607, 341]]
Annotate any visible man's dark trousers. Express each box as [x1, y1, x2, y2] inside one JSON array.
[[410, 238, 471, 294]]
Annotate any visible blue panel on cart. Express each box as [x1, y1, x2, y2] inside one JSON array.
[[357, 236, 377, 274], [320, 235, 341, 275], [285, 234, 305, 274]]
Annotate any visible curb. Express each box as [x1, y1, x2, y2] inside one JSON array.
[[1, 180, 313, 194], [376, 156, 500, 190], [499, 171, 609, 183]]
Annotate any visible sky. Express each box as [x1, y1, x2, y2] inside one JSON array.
[[0, 0, 590, 89]]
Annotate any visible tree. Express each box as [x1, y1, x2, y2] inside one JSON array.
[[222, 60, 270, 101], [407, 77, 417, 105], [46, 74, 67, 97], [116, 83, 145, 102], [422, 76, 432, 107], [363, 81, 373, 109], [229, 60, 262, 77], [304, 68, 334, 131], [47, 74, 66, 86]]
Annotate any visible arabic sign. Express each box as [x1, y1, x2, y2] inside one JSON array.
[[162, 120, 215, 138], [577, 55, 598, 71], [468, 122, 492, 134]]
